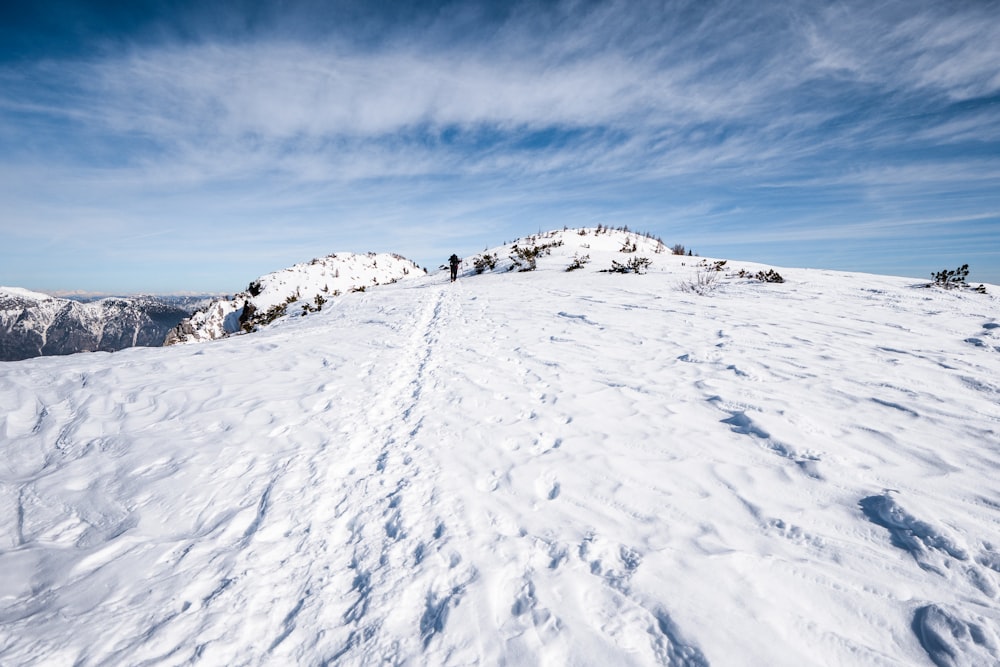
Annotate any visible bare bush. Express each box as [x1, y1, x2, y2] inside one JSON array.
[[679, 270, 720, 295]]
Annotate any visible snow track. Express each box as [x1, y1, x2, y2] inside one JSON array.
[[318, 285, 479, 664], [1, 233, 999, 666]]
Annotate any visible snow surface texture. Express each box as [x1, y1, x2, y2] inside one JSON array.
[[164, 252, 423, 345], [1, 228, 999, 666]]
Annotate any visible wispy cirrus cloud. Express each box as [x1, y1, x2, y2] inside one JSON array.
[[7, 1, 996, 177], [0, 0, 998, 291]]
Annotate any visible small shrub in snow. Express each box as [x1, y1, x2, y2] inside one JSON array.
[[566, 254, 591, 271], [619, 239, 638, 253], [697, 259, 727, 272], [509, 240, 563, 272], [756, 269, 785, 283], [930, 264, 986, 293], [302, 293, 330, 314], [255, 296, 298, 329], [472, 253, 499, 274], [605, 256, 651, 274], [931, 264, 969, 289], [510, 245, 541, 271], [735, 268, 785, 283], [672, 244, 686, 256]]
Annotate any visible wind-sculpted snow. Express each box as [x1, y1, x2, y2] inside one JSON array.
[[859, 494, 969, 564], [0, 228, 999, 665], [858, 490, 1000, 665], [912, 604, 1000, 667]]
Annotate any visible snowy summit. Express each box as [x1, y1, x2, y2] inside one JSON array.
[[1, 228, 999, 666]]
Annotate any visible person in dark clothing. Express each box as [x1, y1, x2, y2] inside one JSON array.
[[449, 254, 460, 282]]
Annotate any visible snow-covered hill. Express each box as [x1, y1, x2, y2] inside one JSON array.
[[1, 228, 999, 666], [0, 288, 204, 361], [164, 252, 425, 345]]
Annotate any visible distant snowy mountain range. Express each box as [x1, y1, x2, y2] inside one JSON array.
[[0, 288, 211, 361]]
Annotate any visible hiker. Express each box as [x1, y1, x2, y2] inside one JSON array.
[[449, 254, 460, 282]]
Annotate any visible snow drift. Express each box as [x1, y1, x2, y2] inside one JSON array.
[[1, 228, 999, 666]]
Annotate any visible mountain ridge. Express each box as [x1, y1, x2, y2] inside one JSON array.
[[8, 228, 989, 359], [0, 288, 211, 361]]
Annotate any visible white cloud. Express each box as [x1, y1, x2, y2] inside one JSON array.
[[799, 1, 1000, 101], [1, 0, 998, 290]]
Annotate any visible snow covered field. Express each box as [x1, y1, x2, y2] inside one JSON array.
[[2, 230, 999, 666]]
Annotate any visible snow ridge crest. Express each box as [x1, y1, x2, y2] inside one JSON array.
[[164, 252, 425, 345]]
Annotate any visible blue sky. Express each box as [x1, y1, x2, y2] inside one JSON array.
[[1, 0, 999, 294]]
